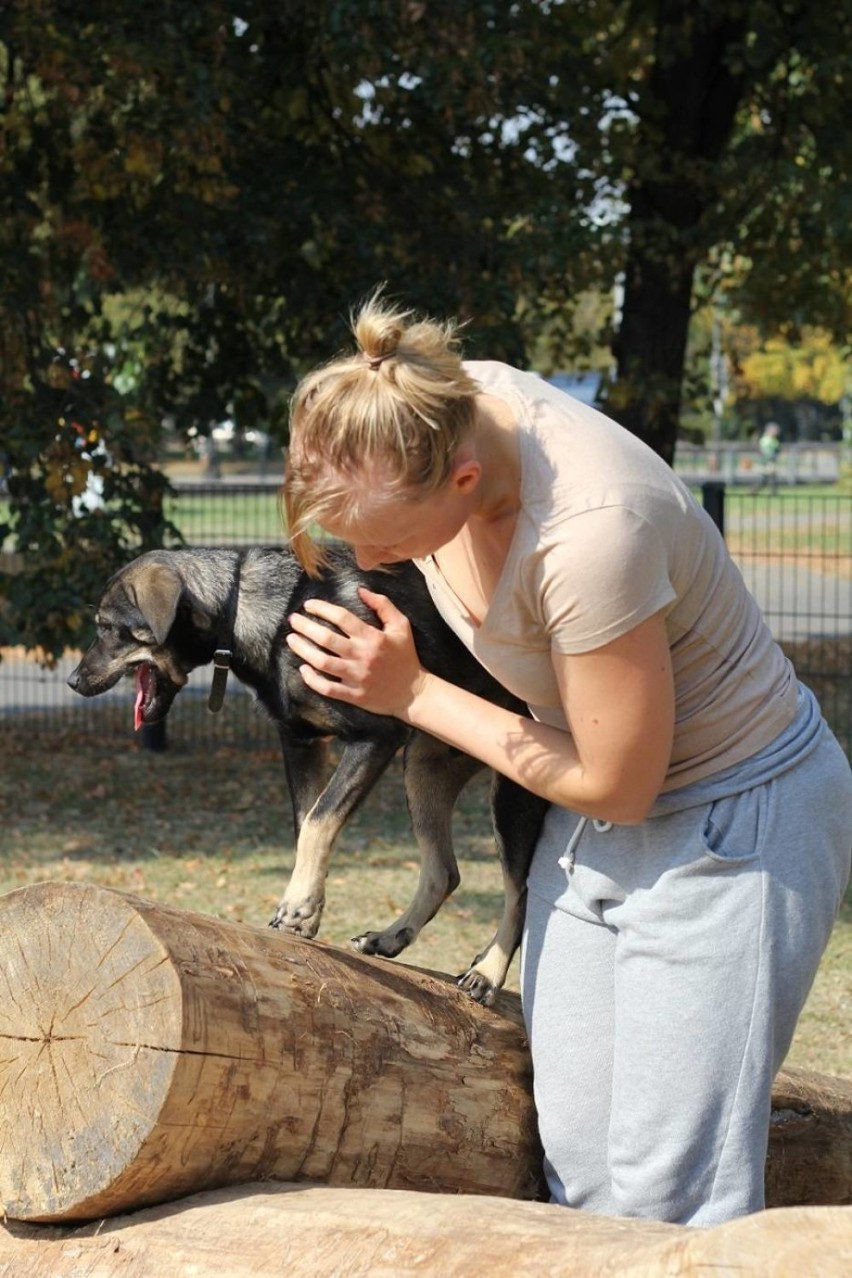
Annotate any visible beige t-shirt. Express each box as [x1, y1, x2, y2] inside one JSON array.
[[415, 361, 798, 791]]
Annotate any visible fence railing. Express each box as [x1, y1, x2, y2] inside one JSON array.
[[1, 481, 850, 756], [674, 440, 846, 488], [712, 485, 851, 756]]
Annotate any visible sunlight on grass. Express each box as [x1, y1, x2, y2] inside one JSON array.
[[0, 711, 849, 1080]]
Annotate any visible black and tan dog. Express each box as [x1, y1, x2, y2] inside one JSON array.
[[67, 545, 547, 1003]]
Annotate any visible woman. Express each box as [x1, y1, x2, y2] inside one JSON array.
[[283, 293, 852, 1228]]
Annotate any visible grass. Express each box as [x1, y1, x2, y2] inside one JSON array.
[[2, 472, 850, 1077], [0, 703, 513, 986], [1, 702, 849, 1079]]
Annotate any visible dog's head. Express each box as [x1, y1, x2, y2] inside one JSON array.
[[67, 557, 190, 729]]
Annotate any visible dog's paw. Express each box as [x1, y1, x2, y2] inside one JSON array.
[[269, 896, 324, 938], [456, 967, 499, 1007], [351, 926, 415, 959]]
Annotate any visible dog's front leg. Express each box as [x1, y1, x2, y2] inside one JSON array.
[[269, 732, 331, 936], [270, 735, 401, 938], [275, 729, 332, 834]]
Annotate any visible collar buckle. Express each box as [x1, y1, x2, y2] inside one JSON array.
[[208, 648, 233, 713]]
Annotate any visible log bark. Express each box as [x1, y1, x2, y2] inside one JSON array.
[[766, 1066, 852, 1209], [0, 881, 541, 1222], [0, 881, 849, 1227], [2, 1185, 852, 1277]]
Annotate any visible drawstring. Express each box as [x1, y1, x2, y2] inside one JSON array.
[[558, 818, 613, 874], [558, 817, 587, 873]]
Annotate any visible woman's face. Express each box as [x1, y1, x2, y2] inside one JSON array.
[[320, 458, 480, 571]]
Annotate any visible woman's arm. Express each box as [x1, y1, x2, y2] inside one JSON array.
[[286, 589, 674, 824]]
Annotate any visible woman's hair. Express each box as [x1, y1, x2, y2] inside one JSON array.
[[283, 289, 480, 573]]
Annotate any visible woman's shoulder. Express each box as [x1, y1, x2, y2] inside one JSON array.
[[464, 361, 583, 405], [463, 359, 539, 398], [465, 362, 651, 452]]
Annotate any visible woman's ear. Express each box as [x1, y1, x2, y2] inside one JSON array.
[[450, 457, 482, 495]]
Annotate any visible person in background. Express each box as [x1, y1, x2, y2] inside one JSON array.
[[751, 421, 782, 494], [282, 293, 852, 1228]]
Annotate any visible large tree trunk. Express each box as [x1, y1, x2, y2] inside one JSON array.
[[612, 244, 696, 465], [0, 881, 849, 1227], [611, 4, 750, 463], [2, 1186, 851, 1277]]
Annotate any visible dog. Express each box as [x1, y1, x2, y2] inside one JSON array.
[[67, 545, 548, 1003]]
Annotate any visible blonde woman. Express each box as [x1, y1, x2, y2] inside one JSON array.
[[283, 293, 851, 1227]]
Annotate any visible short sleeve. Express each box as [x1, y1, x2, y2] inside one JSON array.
[[535, 505, 677, 654]]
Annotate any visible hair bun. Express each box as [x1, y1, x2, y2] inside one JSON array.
[[362, 348, 396, 371]]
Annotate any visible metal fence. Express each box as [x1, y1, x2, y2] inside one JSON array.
[[710, 485, 851, 756], [1, 480, 850, 756], [674, 440, 845, 488]]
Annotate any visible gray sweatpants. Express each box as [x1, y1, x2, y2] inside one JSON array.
[[520, 689, 852, 1227]]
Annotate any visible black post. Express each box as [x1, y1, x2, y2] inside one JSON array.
[[702, 481, 726, 539]]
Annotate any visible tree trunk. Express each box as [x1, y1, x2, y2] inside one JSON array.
[[611, 244, 696, 465], [2, 1186, 851, 1277], [611, 3, 750, 463], [0, 881, 849, 1227]]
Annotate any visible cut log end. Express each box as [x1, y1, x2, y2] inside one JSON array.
[[0, 883, 182, 1221]]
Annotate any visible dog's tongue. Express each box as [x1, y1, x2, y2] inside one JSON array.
[[134, 664, 153, 731]]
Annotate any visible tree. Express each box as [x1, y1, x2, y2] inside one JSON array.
[[1, 0, 578, 658], [522, 1, 851, 462], [728, 325, 848, 439], [2, 1, 848, 655], [601, 3, 754, 460]]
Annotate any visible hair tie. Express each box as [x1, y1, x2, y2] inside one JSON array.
[[362, 349, 396, 371]]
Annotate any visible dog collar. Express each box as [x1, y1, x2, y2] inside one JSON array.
[[208, 553, 243, 714]]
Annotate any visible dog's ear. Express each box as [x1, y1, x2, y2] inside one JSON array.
[[128, 565, 183, 645]]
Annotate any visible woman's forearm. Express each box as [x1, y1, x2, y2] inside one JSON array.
[[401, 671, 649, 824]]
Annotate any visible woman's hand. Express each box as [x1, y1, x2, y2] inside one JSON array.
[[286, 587, 428, 719]]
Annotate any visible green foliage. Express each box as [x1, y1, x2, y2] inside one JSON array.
[[1, 0, 849, 654], [733, 328, 848, 406], [0, 349, 180, 661]]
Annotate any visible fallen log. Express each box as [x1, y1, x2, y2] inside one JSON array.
[[0, 880, 541, 1222], [0, 880, 849, 1226], [2, 1185, 851, 1277]]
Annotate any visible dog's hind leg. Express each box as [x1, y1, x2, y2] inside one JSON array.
[[270, 734, 403, 938], [351, 733, 483, 960], [457, 776, 549, 1006]]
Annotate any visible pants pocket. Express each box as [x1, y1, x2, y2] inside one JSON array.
[[701, 788, 766, 865]]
